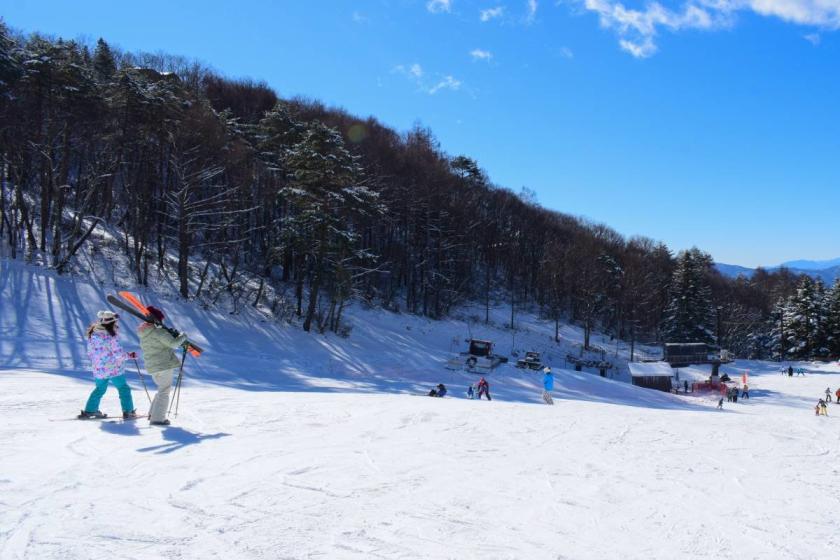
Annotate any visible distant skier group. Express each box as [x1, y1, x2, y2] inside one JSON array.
[[80, 305, 188, 426], [784, 365, 806, 377], [815, 387, 840, 416]]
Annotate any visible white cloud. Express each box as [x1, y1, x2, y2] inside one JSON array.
[[427, 0, 453, 13], [480, 6, 505, 21], [470, 48, 494, 60], [394, 63, 462, 95], [559, 46, 575, 58], [526, 0, 539, 22], [428, 75, 462, 94], [804, 31, 822, 43], [576, 0, 840, 57]]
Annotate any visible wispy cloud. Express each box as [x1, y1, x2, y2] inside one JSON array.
[[804, 32, 821, 44], [428, 75, 462, 94], [352, 11, 370, 24], [526, 0, 539, 23], [394, 63, 424, 78], [470, 48, 494, 60], [427, 0, 453, 14], [559, 46, 575, 59], [576, 0, 840, 58], [394, 63, 461, 95], [480, 6, 505, 21]]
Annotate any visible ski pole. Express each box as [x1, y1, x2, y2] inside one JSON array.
[[168, 348, 188, 417], [132, 358, 153, 405]]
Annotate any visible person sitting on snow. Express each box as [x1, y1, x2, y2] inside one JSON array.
[[428, 383, 447, 397]]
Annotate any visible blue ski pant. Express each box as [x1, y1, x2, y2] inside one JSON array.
[[84, 374, 134, 413]]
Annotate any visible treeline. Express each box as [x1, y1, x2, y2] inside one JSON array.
[[0, 23, 823, 356]]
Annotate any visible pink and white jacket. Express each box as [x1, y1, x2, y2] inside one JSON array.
[[86, 327, 129, 379]]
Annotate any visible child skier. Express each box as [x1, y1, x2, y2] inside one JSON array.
[[138, 305, 188, 426], [80, 311, 138, 419], [466, 384, 475, 399], [816, 399, 828, 416], [542, 367, 554, 405]]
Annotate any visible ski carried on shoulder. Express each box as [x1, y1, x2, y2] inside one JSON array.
[[106, 293, 203, 356]]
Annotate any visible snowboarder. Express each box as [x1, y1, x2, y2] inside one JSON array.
[[825, 388, 832, 403], [542, 367, 554, 405], [428, 383, 447, 397], [80, 311, 138, 420], [138, 305, 188, 426], [477, 377, 491, 401]]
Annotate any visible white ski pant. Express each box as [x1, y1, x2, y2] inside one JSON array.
[[149, 368, 176, 422], [542, 390, 554, 405]]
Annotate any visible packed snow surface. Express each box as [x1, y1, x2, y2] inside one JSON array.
[[2, 259, 840, 559]]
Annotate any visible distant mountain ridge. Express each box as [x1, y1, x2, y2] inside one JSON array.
[[715, 259, 840, 283]]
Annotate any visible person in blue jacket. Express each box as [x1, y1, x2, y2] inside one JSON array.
[[542, 366, 554, 405]]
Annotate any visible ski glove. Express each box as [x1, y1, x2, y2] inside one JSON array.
[[127, 351, 137, 359]]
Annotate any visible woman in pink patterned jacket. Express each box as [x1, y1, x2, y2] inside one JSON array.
[[79, 311, 138, 420]]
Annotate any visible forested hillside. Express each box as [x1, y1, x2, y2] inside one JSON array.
[[0, 21, 835, 358]]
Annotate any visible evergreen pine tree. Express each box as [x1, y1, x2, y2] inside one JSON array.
[[92, 37, 117, 81], [822, 279, 840, 357], [661, 248, 715, 344], [783, 276, 826, 359], [281, 120, 380, 332]]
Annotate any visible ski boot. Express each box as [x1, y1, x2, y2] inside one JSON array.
[[123, 409, 140, 420], [78, 410, 107, 419], [149, 419, 170, 426]]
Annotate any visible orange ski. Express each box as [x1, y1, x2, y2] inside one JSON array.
[[117, 291, 203, 356]]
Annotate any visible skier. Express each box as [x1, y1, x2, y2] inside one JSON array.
[[835, 388, 840, 403], [816, 399, 828, 416], [542, 367, 554, 405], [683, 380, 689, 393], [788, 365, 793, 377], [476, 377, 491, 401], [741, 384, 749, 399], [80, 311, 138, 419], [138, 305, 188, 426], [825, 387, 832, 403], [466, 384, 475, 399], [717, 397, 724, 410]]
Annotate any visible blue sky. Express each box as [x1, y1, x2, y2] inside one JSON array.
[[5, 0, 840, 267]]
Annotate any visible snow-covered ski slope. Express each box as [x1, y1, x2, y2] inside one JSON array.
[[2, 258, 840, 559]]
